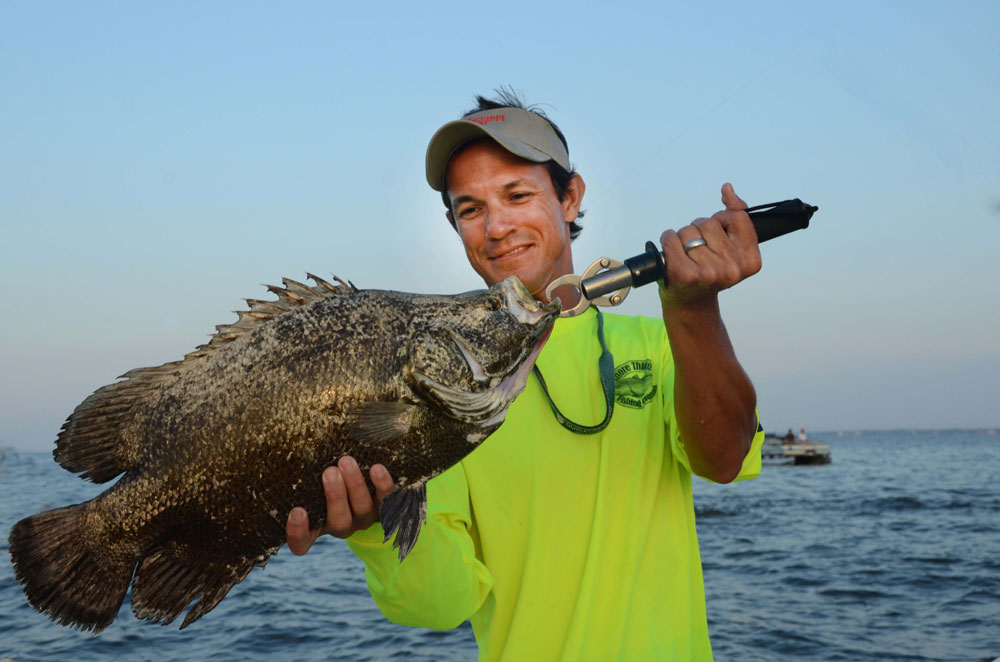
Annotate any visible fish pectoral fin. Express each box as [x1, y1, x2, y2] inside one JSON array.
[[379, 481, 428, 562], [343, 401, 420, 446]]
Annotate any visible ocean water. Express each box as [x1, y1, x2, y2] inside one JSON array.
[[1, 430, 998, 661]]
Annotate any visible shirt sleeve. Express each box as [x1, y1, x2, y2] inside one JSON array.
[[345, 461, 494, 630], [731, 418, 764, 481]]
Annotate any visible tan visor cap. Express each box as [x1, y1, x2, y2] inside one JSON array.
[[425, 106, 571, 192]]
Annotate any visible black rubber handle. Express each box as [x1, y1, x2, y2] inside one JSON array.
[[589, 198, 818, 296], [745, 198, 817, 243]]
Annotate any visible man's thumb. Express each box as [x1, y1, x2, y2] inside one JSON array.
[[721, 182, 747, 211]]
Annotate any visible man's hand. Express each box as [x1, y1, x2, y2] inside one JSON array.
[[658, 182, 762, 311], [285, 456, 396, 555]]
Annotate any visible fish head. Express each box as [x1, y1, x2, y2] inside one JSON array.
[[408, 276, 559, 428]]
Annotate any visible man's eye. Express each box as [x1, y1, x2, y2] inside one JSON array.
[[458, 206, 478, 218], [511, 192, 530, 201]]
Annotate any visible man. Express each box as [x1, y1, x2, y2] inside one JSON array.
[[286, 92, 764, 660]]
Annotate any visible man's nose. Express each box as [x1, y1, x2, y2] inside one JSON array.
[[484, 205, 517, 240]]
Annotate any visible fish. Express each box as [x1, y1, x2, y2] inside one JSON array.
[[8, 273, 558, 632]]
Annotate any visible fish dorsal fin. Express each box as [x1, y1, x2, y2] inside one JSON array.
[[54, 273, 358, 482], [183, 273, 357, 361]]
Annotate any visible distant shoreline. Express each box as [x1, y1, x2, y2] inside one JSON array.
[[4, 428, 998, 454]]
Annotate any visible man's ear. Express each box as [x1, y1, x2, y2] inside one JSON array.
[[562, 173, 586, 223]]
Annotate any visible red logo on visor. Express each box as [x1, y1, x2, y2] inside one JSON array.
[[469, 114, 505, 126]]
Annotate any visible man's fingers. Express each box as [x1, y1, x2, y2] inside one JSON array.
[[693, 217, 732, 257], [286, 507, 320, 556], [721, 182, 746, 211], [370, 464, 396, 507], [676, 223, 709, 254], [659, 229, 684, 268], [338, 456, 375, 521], [287, 459, 394, 557], [322, 465, 355, 536]]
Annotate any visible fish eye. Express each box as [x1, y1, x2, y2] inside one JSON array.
[[484, 295, 502, 312]]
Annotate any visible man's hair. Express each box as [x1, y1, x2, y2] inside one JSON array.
[[441, 88, 585, 240]]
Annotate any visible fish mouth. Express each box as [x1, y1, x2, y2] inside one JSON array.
[[413, 278, 558, 427], [466, 276, 557, 381], [500, 276, 561, 324], [501, 276, 558, 385]]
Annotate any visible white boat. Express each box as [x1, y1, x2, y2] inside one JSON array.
[[762, 435, 831, 465]]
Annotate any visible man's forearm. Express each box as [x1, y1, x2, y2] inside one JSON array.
[[662, 293, 757, 483]]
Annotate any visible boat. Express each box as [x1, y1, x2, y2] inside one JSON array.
[[762, 435, 831, 465]]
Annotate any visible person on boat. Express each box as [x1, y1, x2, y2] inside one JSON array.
[[286, 90, 766, 660], [785, 428, 796, 444], [799, 427, 808, 443]]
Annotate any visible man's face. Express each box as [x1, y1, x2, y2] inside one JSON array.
[[445, 140, 584, 302]]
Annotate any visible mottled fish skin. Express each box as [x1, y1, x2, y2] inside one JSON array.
[[8, 274, 557, 633]]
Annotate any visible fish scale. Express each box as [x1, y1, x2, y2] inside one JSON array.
[[8, 273, 557, 632]]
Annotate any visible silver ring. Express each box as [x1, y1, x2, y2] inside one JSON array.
[[683, 237, 708, 252]]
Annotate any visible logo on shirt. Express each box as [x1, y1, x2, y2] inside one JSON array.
[[614, 359, 656, 409]]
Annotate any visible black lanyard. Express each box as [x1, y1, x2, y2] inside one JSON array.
[[532, 309, 615, 435]]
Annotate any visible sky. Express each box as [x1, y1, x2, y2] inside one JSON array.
[[1, 1, 998, 452]]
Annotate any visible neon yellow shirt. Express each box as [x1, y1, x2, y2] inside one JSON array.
[[348, 307, 763, 661]]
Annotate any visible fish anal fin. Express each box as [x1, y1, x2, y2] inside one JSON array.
[[343, 401, 420, 446], [379, 481, 428, 561], [131, 542, 274, 629]]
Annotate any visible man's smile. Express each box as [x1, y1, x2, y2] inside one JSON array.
[[489, 244, 532, 261]]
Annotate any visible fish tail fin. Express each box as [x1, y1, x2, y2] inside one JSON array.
[[8, 503, 135, 632]]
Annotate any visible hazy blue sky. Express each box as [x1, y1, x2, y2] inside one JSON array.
[[2, 1, 998, 451]]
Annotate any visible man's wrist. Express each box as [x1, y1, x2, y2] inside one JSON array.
[[659, 287, 722, 329]]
